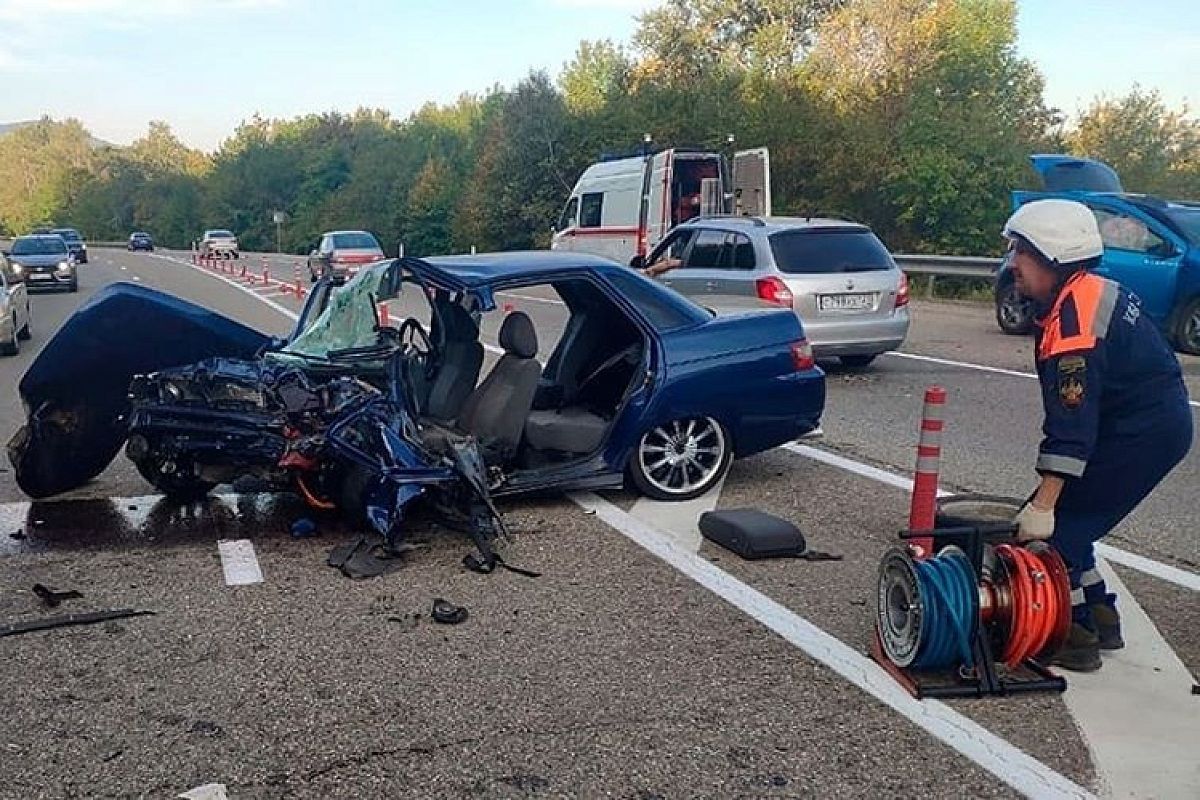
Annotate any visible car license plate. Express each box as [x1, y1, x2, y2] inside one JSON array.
[[29, 273, 51, 281], [819, 293, 873, 312]]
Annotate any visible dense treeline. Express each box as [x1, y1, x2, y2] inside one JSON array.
[[2, 0, 1198, 257]]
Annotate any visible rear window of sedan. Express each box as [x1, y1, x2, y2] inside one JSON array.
[[52, 228, 82, 241], [207, 230, 235, 239], [769, 229, 894, 274], [331, 233, 381, 250], [12, 237, 68, 255]]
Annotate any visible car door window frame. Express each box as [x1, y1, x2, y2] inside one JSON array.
[[579, 192, 604, 229], [1089, 205, 1171, 256], [645, 229, 697, 269], [683, 229, 729, 269]]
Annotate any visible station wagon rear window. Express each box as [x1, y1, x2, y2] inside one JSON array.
[[331, 232, 380, 249], [769, 229, 893, 274]]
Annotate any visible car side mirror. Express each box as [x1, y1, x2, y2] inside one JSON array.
[[629, 255, 645, 269], [310, 249, 319, 257]]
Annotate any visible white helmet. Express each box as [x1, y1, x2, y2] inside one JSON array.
[[1002, 199, 1103, 267]]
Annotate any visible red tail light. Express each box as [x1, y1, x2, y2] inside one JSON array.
[[896, 272, 910, 308], [791, 339, 815, 371], [756, 276, 794, 307]]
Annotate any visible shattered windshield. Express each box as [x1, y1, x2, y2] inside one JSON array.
[[277, 260, 424, 361]]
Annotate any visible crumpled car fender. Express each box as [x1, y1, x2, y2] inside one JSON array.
[[8, 283, 270, 498]]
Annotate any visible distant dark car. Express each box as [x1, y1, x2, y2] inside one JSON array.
[[6, 235, 77, 292], [307, 230, 385, 281], [50, 228, 87, 264], [128, 232, 154, 251]]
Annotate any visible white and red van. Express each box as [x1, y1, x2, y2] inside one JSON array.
[[551, 147, 771, 265]]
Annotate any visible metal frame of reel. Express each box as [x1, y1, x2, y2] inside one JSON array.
[[871, 522, 1069, 699]]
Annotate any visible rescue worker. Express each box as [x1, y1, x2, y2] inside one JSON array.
[[1003, 199, 1193, 671]]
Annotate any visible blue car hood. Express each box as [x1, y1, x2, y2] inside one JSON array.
[[8, 282, 270, 498]]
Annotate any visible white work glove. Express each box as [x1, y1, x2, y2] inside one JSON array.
[[1014, 503, 1055, 542]]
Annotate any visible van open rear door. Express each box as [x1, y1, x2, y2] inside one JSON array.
[[733, 148, 771, 217], [644, 150, 673, 253]]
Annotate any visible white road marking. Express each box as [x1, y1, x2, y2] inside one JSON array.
[[783, 442, 1198, 593], [119, 266, 127, 271], [151, 253, 299, 321], [1094, 543, 1200, 592], [216, 539, 263, 586], [1060, 561, 1200, 799], [629, 478, 726, 552], [573, 491, 1094, 800], [886, 351, 1200, 409]]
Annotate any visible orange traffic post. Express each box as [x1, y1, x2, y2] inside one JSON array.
[[907, 386, 946, 559]]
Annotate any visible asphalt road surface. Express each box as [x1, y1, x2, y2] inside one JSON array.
[[0, 248, 1196, 799]]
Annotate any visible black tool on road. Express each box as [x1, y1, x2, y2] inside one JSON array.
[[31, 583, 83, 608], [0, 609, 155, 638], [699, 509, 840, 561]]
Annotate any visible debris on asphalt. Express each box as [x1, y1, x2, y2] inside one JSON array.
[[9, 530, 25, 540], [0, 609, 155, 638], [698, 509, 842, 562], [290, 517, 317, 539], [177, 784, 228, 800], [31, 583, 83, 608], [462, 551, 541, 578], [327, 535, 410, 579], [431, 598, 468, 625]]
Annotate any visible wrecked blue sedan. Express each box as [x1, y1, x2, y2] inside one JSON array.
[[8, 253, 824, 557]]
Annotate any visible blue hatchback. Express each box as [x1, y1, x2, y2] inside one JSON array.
[[995, 155, 1200, 354]]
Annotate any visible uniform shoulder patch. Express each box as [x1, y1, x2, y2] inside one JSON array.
[[1057, 355, 1086, 409]]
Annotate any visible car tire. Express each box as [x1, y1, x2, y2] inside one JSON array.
[[628, 416, 733, 502], [839, 354, 877, 368], [995, 280, 1034, 335], [0, 316, 18, 356], [17, 309, 30, 341], [135, 458, 216, 502], [1171, 296, 1200, 356]]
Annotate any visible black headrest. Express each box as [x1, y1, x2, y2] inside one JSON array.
[[499, 311, 537, 359], [438, 302, 478, 342]]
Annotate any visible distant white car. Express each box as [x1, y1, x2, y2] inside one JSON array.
[[0, 251, 32, 355], [200, 229, 239, 259]]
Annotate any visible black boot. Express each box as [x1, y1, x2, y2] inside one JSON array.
[[1051, 623, 1102, 672], [1090, 601, 1124, 650]]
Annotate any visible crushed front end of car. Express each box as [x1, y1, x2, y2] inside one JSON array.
[[8, 270, 510, 563]]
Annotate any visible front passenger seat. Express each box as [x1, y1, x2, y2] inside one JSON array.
[[455, 312, 541, 463]]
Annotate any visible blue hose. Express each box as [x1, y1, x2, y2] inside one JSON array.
[[912, 549, 978, 670]]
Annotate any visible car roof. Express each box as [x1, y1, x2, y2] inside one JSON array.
[[419, 251, 624, 288], [680, 215, 869, 234], [16, 234, 66, 241], [325, 229, 378, 237], [51, 227, 80, 234]]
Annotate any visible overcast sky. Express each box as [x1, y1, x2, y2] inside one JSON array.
[[0, 0, 1195, 151]]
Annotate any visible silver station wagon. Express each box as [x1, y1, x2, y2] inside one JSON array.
[[637, 216, 910, 367]]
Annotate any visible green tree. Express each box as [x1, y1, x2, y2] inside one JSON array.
[[1068, 87, 1200, 198]]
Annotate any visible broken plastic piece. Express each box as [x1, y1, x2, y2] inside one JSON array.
[[31, 583, 83, 608], [431, 598, 468, 625], [327, 535, 410, 579], [0, 608, 155, 638], [462, 552, 541, 578], [290, 518, 317, 539]]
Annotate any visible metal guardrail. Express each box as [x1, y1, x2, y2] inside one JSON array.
[[893, 254, 1002, 279]]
